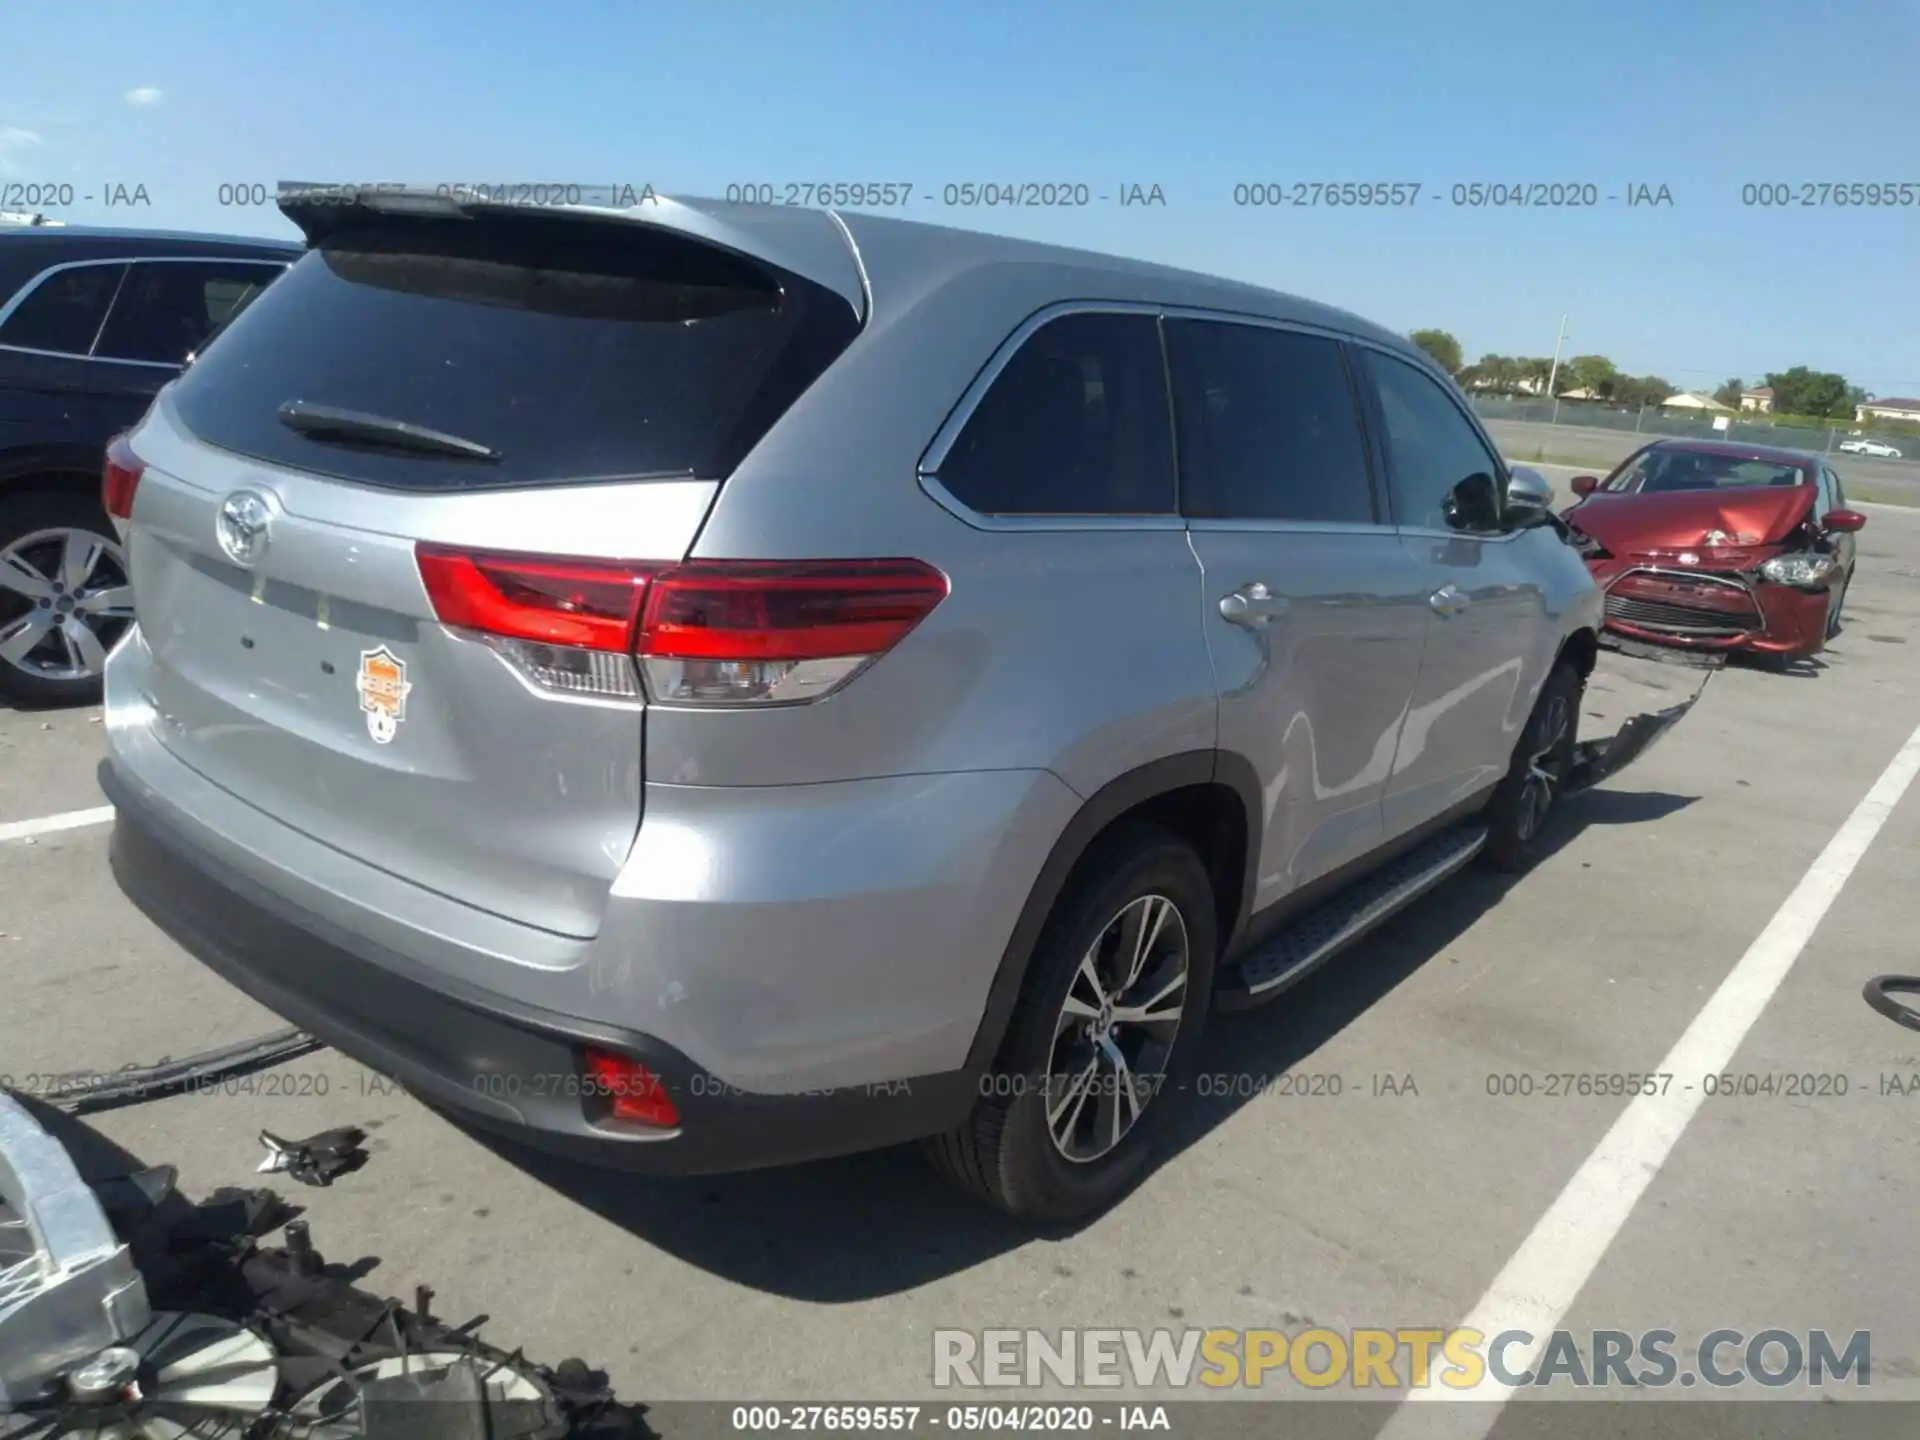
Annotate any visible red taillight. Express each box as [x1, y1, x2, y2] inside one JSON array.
[[414, 545, 947, 705], [583, 1049, 680, 1129], [414, 545, 654, 652], [103, 433, 144, 520], [637, 560, 949, 661]]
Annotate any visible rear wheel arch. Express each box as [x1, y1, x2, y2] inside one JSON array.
[[961, 750, 1259, 1078], [0, 444, 109, 504]]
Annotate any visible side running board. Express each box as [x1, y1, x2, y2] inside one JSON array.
[[1216, 825, 1488, 1011]]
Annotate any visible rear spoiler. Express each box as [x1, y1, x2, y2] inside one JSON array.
[[274, 183, 868, 321]]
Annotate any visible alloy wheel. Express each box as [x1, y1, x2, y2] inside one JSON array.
[[0, 526, 135, 682], [1044, 892, 1190, 1164], [1515, 691, 1571, 843]]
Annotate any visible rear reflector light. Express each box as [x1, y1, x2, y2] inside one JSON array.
[[583, 1049, 680, 1129], [103, 433, 144, 520], [415, 546, 947, 705]]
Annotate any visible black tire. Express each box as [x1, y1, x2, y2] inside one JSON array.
[[0, 489, 130, 709], [1480, 661, 1582, 873], [926, 824, 1216, 1222]]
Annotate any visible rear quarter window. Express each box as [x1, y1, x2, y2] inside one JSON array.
[[932, 311, 1176, 516], [0, 262, 125, 356], [168, 213, 861, 491], [94, 260, 288, 365]]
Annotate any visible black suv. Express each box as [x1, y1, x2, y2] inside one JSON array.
[[0, 224, 301, 705]]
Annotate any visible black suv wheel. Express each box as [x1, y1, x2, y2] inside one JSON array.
[[1480, 660, 1582, 872], [927, 824, 1216, 1222], [0, 491, 134, 707]]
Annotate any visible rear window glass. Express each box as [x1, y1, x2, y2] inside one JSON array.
[[169, 213, 860, 491]]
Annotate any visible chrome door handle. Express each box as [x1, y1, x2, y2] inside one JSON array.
[[1429, 584, 1471, 618], [1220, 582, 1290, 628]]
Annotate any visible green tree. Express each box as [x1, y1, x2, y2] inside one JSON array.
[[1517, 357, 1553, 393], [1618, 375, 1675, 409], [1461, 353, 1518, 392], [1410, 329, 1464, 376], [1765, 367, 1853, 420], [1712, 377, 1745, 408], [1561, 354, 1619, 398]]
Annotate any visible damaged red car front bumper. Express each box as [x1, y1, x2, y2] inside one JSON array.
[[1588, 553, 1833, 659]]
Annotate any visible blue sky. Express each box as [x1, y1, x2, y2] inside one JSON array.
[[5, 0, 1918, 395]]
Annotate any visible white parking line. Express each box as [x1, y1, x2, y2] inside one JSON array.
[[0, 805, 115, 843], [1379, 716, 1920, 1436]]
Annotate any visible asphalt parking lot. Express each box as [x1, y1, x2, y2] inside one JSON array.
[[4, 482, 1920, 1429]]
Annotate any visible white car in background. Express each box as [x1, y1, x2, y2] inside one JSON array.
[[1838, 438, 1903, 458]]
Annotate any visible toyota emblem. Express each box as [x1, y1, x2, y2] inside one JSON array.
[[216, 490, 274, 567]]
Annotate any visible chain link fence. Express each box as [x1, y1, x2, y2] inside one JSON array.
[[1468, 395, 1915, 456]]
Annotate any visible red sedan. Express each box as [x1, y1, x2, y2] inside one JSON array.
[[1562, 439, 1865, 661]]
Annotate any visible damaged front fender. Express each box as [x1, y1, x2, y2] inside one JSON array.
[[1564, 668, 1715, 796]]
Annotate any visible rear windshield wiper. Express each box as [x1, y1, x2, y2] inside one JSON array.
[[276, 401, 501, 461]]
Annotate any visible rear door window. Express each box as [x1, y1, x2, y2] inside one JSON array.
[[933, 311, 1176, 516], [0, 262, 126, 356], [169, 212, 861, 491], [94, 260, 287, 366], [1164, 318, 1375, 523]]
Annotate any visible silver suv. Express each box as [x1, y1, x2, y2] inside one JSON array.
[[101, 192, 1647, 1220]]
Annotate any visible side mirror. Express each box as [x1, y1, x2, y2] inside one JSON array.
[[1823, 508, 1867, 533], [1503, 465, 1554, 528], [1570, 475, 1600, 498]]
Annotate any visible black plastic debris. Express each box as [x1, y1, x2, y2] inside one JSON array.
[[257, 1126, 368, 1187], [0, 1097, 653, 1437]]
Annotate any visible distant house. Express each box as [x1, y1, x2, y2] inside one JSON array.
[[1856, 397, 1920, 424], [1461, 374, 1548, 396], [1739, 387, 1774, 413], [1661, 391, 1735, 413], [1556, 386, 1601, 401]]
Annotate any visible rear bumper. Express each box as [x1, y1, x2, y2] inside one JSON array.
[[102, 759, 978, 1174]]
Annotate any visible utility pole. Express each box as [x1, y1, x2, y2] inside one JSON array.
[[1545, 313, 1569, 426]]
